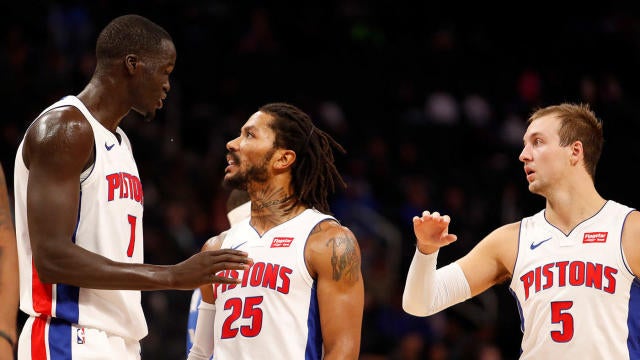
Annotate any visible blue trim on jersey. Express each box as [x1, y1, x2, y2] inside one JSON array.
[[509, 287, 525, 356], [55, 194, 81, 322], [49, 317, 72, 359], [305, 281, 322, 360], [72, 192, 81, 245], [56, 284, 80, 323], [628, 277, 640, 359]]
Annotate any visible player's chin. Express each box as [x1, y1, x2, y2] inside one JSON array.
[[222, 175, 246, 191], [141, 109, 159, 122], [133, 105, 158, 120]]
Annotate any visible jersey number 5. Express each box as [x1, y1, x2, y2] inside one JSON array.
[[221, 296, 264, 338], [550, 301, 574, 342]]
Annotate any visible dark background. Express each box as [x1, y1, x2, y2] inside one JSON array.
[[3, 2, 640, 359]]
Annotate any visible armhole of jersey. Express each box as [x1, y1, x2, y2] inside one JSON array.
[[620, 209, 638, 279], [509, 220, 525, 289], [79, 141, 97, 185], [78, 116, 98, 186]]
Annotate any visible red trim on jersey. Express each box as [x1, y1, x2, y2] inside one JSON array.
[[31, 261, 52, 316], [31, 316, 48, 360]]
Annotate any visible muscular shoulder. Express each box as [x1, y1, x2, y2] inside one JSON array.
[[201, 230, 229, 252], [305, 219, 362, 283], [489, 221, 521, 240], [24, 106, 94, 170]]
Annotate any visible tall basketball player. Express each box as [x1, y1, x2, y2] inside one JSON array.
[[14, 14, 251, 360], [188, 103, 364, 359], [402, 103, 640, 359]]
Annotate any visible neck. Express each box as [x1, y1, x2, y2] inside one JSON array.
[[77, 78, 130, 133], [544, 184, 605, 234], [249, 185, 305, 235]]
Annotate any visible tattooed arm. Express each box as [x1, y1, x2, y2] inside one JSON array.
[[305, 219, 364, 360]]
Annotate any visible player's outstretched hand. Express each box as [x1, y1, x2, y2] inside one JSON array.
[[170, 249, 253, 290], [412, 211, 458, 255]]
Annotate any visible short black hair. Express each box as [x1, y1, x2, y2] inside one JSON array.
[[96, 14, 172, 62]]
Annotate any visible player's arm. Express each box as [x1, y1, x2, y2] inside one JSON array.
[[306, 220, 364, 360], [402, 211, 517, 316], [456, 222, 518, 295], [187, 233, 226, 360], [621, 210, 640, 278], [23, 109, 250, 290], [0, 164, 18, 355]]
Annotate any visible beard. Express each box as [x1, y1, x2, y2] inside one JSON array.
[[223, 149, 275, 190]]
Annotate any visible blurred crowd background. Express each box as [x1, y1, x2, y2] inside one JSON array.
[[3, 2, 640, 359]]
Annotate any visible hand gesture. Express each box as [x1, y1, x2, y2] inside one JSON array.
[[413, 211, 458, 254], [170, 249, 253, 290]]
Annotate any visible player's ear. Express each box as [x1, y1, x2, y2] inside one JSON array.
[[125, 54, 138, 75], [273, 149, 296, 170], [569, 140, 583, 165]]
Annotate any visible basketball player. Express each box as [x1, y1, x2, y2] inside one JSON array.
[[186, 189, 251, 358], [402, 103, 640, 358], [0, 163, 18, 359], [14, 15, 251, 359], [188, 103, 364, 359]]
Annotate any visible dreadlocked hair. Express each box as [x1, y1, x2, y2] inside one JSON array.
[[259, 102, 346, 214]]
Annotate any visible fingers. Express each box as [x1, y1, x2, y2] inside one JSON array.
[[211, 274, 244, 284], [204, 249, 254, 266], [413, 210, 451, 225]]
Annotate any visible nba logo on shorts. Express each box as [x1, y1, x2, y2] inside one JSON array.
[[76, 327, 86, 344]]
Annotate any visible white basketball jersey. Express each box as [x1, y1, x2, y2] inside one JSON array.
[[509, 200, 640, 359], [213, 208, 334, 359], [14, 95, 147, 341]]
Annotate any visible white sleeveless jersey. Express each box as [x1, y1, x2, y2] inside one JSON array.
[[509, 200, 640, 359], [213, 208, 334, 359], [14, 95, 147, 341]]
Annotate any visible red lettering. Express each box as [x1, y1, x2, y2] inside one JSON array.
[[262, 263, 279, 290], [521, 271, 534, 300], [520, 261, 619, 300], [106, 173, 121, 201], [277, 267, 292, 294], [250, 263, 265, 287], [556, 261, 569, 287], [604, 267, 617, 294], [542, 263, 554, 290], [585, 262, 603, 290], [105, 172, 143, 204], [569, 261, 585, 286]]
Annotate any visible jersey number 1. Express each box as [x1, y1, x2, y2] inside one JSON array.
[[127, 215, 137, 257]]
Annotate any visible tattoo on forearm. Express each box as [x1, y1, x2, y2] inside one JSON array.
[[326, 232, 360, 282]]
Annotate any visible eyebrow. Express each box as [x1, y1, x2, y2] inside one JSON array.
[[523, 131, 543, 142]]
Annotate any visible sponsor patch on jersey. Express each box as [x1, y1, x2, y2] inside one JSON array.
[[271, 237, 294, 248], [583, 231, 607, 243]]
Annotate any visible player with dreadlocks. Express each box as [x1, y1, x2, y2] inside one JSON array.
[[188, 102, 364, 360]]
